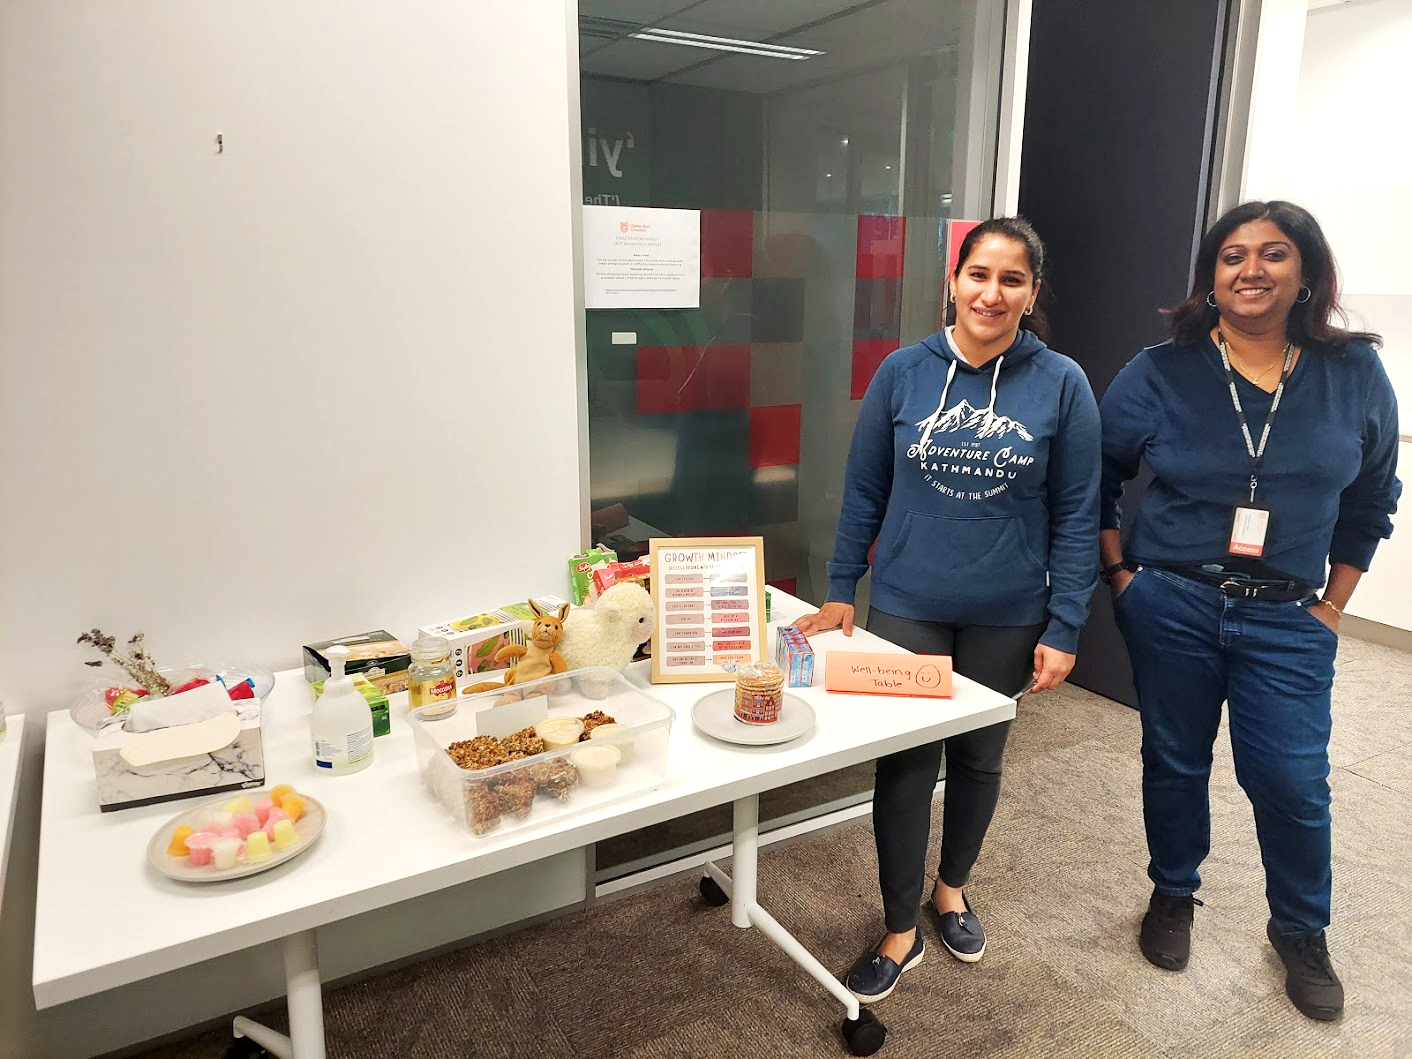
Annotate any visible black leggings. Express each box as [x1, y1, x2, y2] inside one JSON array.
[[866, 609, 1044, 934]]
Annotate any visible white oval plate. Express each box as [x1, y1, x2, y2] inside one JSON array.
[[147, 790, 326, 883], [691, 689, 815, 746]]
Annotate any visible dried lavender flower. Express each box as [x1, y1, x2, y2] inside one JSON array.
[[76, 628, 172, 695]]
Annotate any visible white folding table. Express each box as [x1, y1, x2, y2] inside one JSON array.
[[33, 595, 1014, 1057], [0, 713, 27, 921]]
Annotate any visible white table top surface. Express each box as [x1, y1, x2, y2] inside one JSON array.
[[1, 713, 27, 921], [33, 595, 1014, 1008]]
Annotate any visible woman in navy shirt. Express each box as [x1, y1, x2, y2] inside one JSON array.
[[1099, 200, 1400, 1022]]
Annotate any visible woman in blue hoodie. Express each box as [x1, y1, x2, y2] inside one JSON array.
[[796, 217, 1101, 1003]]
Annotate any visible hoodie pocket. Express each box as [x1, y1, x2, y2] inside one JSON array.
[[875, 512, 1045, 605]]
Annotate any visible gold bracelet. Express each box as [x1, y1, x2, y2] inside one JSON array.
[[1319, 598, 1343, 617]]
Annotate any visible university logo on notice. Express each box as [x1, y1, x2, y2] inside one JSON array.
[[619, 221, 630, 234]]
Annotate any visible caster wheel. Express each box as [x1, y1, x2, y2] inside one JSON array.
[[225, 1040, 268, 1059], [699, 875, 729, 907], [842, 1008, 886, 1056]]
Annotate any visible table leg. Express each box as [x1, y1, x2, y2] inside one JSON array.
[[231, 929, 327, 1059], [703, 795, 885, 1054]]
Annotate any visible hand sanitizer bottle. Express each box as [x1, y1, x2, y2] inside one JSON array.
[[311, 645, 373, 773]]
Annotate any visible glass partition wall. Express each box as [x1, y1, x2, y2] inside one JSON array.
[[579, 0, 1005, 882]]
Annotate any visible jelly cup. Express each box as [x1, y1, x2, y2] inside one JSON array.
[[184, 832, 216, 867]]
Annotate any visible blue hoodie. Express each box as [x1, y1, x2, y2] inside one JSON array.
[[825, 329, 1101, 654]]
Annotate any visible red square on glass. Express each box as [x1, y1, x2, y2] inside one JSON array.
[[749, 404, 802, 469], [857, 215, 906, 279], [637, 345, 751, 415], [702, 209, 754, 279], [850, 339, 896, 400]]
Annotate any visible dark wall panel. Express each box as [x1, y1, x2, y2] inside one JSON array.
[[1019, 0, 1229, 705]]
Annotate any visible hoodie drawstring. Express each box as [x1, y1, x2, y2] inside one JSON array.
[[916, 359, 958, 458], [986, 355, 1004, 413]]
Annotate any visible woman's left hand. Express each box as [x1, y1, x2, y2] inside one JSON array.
[[1030, 645, 1076, 693]]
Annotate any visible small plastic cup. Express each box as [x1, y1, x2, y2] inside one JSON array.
[[536, 716, 585, 750], [588, 722, 635, 764], [569, 743, 622, 788]]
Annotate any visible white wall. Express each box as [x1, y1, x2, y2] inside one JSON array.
[[0, 1, 588, 1054], [1285, 0, 1412, 629]]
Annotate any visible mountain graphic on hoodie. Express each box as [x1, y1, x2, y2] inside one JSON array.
[[933, 400, 1035, 441]]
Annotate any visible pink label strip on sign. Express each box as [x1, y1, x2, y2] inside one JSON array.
[[667, 612, 702, 626], [664, 573, 703, 586], [666, 626, 704, 640], [666, 587, 703, 600], [713, 639, 751, 652], [667, 655, 706, 668], [712, 612, 750, 624], [713, 653, 752, 667], [712, 626, 751, 639], [667, 639, 705, 652], [666, 600, 703, 613]]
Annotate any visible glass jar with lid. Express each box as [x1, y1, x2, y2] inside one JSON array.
[[408, 635, 457, 718]]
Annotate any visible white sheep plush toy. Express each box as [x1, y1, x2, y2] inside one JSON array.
[[559, 581, 656, 699]]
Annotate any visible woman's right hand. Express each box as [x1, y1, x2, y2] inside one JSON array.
[[794, 602, 855, 637], [1110, 568, 1136, 599]]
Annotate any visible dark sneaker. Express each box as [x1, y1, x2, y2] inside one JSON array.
[[1267, 919, 1344, 1021], [844, 933, 925, 1004], [1139, 890, 1203, 970], [931, 892, 986, 963]]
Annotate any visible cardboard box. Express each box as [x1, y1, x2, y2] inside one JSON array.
[[419, 596, 570, 683], [92, 712, 264, 812], [303, 630, 411, 697]]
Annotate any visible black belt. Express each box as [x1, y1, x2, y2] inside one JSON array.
[[1155, 565, 1314, 603]]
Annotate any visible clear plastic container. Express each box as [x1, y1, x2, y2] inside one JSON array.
[[408, 667, 674, 838]]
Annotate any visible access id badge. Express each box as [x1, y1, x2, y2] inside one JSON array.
[[1228, 505, 1271, 557]]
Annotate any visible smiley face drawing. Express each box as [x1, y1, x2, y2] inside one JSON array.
[[915, 664, 942, 689]]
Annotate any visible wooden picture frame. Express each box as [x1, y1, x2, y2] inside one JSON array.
[[648, 536, 767, 684]]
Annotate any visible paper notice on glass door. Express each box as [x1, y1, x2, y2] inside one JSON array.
[[584, 206, 700, 310]]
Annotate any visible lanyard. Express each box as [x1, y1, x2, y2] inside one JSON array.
[[1217, 333, 1296, 503]]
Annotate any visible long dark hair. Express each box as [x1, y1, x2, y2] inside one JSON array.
[[945, 216, 1052, 343], [1164, 200, 1380, 350]]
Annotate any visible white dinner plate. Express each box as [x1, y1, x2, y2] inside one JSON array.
[[146, 789, 326, 882], [691, 689, 815, 746]]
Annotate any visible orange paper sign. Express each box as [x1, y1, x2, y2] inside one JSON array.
[[825, 652, 953, 697]]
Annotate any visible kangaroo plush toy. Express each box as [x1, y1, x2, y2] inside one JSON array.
[[461, 599, 570, 697]]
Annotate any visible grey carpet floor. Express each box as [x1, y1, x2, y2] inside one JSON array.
[[132, 633, 1412, 1059]]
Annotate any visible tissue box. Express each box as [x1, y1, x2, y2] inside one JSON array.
[[419, 596, 570, 683], [303, 630, 411, 696], [91, 712, 264, 812]]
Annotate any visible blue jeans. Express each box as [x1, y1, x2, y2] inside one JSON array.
[[1114, 566, 1337, 936]]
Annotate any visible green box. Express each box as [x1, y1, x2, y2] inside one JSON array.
[[310, 674, 391, 738], [568, 545, 617, 605]]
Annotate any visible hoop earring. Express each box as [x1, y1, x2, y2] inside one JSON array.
[[1206, 291, 1218, 308], [1297, 286, 1311, 303], [1024, 305, 1034, 316]]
